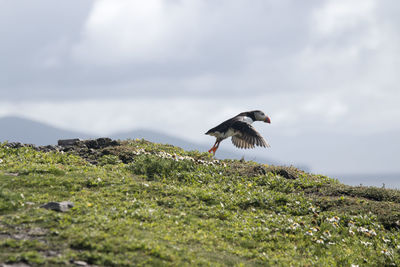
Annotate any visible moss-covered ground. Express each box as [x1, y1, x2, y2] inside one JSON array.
[[0, 139, 399, 266]]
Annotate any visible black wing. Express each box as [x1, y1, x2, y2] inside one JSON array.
[[206, 113, 254, 135], [230, 121, 270, 149], [205, 116, 238, 135]]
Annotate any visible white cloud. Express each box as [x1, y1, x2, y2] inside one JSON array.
[[313, 0, 376, 36], [72, 0, 204, 64], [292, 0, 400, 113]]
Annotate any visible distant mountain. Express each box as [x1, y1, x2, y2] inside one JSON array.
[[0, 116, 92, 145]]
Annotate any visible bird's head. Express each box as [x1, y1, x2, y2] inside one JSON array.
[[254, 110, 271, 123]]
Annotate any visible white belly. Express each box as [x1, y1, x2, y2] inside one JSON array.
[[211, 128, 236, 139]]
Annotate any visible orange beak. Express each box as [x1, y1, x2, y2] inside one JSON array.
[[264, 116, 271, 123]]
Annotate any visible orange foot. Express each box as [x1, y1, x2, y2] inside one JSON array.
[[208, 146, 218, 155]]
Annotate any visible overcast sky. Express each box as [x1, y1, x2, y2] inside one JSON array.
[[1, 0, 400, 175]]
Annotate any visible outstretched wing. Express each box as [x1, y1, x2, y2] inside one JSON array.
[[230, 121, 270, 149]]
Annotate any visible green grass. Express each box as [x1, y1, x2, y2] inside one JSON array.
[[0, 140, 399, 266]]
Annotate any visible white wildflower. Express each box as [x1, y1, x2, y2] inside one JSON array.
[[357, 227, 377, 237], [316, 239, 324, 244], [381, 249, 392, 257], [360, 241, 372, 247], [323, 230, 331, 238], [348, 220, 355, 227], [326, 216, 340, 223], [357, 227, 368, 233], [305, 230, 313, 236], [290, 223, 301, 230], [369, 229, 377, 236]]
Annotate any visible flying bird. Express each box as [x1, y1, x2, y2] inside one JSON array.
[[205, 110, 271, 155]]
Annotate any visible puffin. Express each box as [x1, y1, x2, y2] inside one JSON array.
[[205, 110, 271, 155]]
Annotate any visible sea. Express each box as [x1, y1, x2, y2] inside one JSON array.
[[329, 173, 400, 190]]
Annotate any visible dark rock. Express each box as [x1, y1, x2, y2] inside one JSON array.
[[5, 142, 24, 149], [97, 137, 117, 147], [101, 149, 112, 155], [58, 139, 81, 146], [274, 169, 296, 180], [40, 201, 74, 212], [84, 139, 99, 149], [253, 166, 266, 175], [37, 145, 60, 152], [61, 146, 75, 152], [84, 138, 119, 149]]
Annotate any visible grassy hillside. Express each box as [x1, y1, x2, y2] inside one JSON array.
[[1, 139, 400, 266]]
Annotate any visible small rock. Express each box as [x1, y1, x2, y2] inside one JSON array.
[[58, 139, 81, 146], [28, 227, 47, 236], [41, 201, 74, 212], [73, 261, 88, 266], [4, 172, 19, 176], [46, 250, 59, 257], [13, 234, 26, 240]]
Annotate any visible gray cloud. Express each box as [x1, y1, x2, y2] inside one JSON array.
[[1, 0, 320, 99], [0, 0, 93, 98], [1, 0, 398, 105]]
